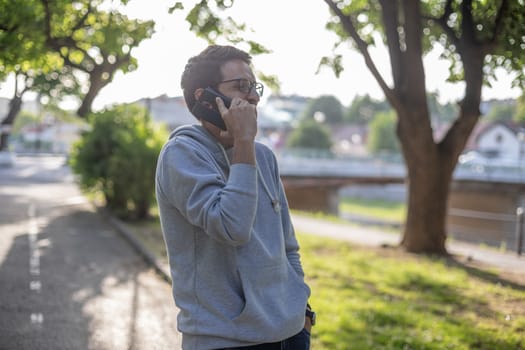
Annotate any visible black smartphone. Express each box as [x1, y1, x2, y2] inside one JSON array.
[[191, 87, 232, 130]]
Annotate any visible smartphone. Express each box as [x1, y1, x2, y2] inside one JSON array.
[[191, 87, 232, 130]]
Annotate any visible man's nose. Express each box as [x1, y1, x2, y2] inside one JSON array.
[[246, 89, 260, 105]]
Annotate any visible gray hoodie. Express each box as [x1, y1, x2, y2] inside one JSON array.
[[155, 125, 310, 349]]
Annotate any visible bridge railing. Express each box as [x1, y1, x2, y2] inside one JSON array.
[[277, 149, 406, 178], [277, 148, 525, 183]]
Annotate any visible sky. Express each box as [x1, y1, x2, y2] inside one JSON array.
[[0, 0, 522, 110]]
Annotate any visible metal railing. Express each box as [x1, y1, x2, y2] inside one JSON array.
[[448, 206, 524, 256]]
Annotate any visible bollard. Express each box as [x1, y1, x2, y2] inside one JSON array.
[[517, 207, 524, 256]]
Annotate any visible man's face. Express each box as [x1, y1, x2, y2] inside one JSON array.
[[201, 59, 260, 146], [216, 59, 260, 106]]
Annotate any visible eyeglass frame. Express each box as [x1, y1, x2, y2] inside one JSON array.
[[215, 78, 264, 97]]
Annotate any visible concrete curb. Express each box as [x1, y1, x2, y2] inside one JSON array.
[[95, 206, 172, 284]]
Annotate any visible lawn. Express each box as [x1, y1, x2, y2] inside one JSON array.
[[339, 197, 406, 223], [298, 233, 525, 349], [125, 214, 525, 350]]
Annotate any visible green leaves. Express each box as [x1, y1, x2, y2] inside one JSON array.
[[173, 0, 275, 83], [168, 2, 184, 14], [0, 0, 154, 116], [317, 54, 344, 78]]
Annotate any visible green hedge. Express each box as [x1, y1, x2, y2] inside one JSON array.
[[70, 104, 167, 219]]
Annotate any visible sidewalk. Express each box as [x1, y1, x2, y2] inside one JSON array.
[[290, 213, 525, 275]]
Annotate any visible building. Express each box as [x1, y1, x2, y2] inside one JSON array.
[[134, 95, 196, 131], [475, 121, 525, 161]]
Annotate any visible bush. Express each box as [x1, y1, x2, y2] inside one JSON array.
[[70, 104, 167, 219], [367, 111, 400, 154], [287, 119, 333, 151]]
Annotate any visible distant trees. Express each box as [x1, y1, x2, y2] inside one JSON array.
[[345, 95, 390, 124], [515, 95, 525, 124], [484, 103, 516, 123], [302, 95, 344, 124], [426, 92, 458, 125], [287, 119, 333, 151], [367, 111, 399, 154]]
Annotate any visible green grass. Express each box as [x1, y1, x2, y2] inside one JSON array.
[[125, 211, 525, 350], [299, 233, 525, 350], [340, 197, 406, 222]]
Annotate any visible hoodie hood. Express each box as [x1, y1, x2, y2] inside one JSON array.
[[167, 124, 230, 174], [169, 124, 216, 145]]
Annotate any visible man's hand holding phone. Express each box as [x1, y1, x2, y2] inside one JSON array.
[[192, 87, 257, 164], [215, 96, 257, 142]]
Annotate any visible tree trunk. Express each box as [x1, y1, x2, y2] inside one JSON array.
[[401, 155, 452, 254], [395, 101, 451, 254], [0, 95, 23, 151], [77, 66, 113, 118]]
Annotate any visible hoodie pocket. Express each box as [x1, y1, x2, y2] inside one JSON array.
[[231, 263, 309, 343]]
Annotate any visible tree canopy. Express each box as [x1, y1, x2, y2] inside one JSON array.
[[0, 0, 154, 116]]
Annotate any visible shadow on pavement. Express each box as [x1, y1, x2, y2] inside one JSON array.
[[0, 206, 148, 350]]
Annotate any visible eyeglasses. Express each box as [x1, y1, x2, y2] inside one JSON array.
[[217, 78, 264, 97]]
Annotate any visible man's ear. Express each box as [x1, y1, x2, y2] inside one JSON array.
[[194, 88, 204, 101]]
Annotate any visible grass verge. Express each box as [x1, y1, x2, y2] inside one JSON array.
[[340, 197, 406, 223], [298, 233, 525, 349]]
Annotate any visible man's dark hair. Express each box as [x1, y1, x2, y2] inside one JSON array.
[[181, 45, 252, 117]]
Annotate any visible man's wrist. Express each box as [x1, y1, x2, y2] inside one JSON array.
[[232, 139, 255, 165], [306, 304, 316, 326]]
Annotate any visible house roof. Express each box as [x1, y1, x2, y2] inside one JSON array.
[[475, 121, 524, 141]]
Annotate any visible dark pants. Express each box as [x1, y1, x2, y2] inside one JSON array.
[[219, 328, 311, 350]]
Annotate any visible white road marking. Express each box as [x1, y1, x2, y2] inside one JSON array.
[[27, 203, 44, 327], [30, 281, 42, 292], [30, 313, 44, 326]]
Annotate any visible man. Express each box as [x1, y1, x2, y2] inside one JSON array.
[[155, 45, 314, 349]]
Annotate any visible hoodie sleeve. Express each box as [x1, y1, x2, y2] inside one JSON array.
[[156, 137, 257, 246], [264, 149, 307, 280], [278, 178, 307, 278]]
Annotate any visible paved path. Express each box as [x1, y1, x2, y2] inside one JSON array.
[[0, 156, 181, 350], [291, 214, 525, 275]]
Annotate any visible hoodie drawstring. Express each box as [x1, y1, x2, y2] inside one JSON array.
[[218, 143, 281, 214]]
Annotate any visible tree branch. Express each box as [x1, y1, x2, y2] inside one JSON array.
[[71, 3, 93, 32], [58, 51, 86, 71], [424, 0, 460, 49], [323, 0, 400, 110], [0, 24, 17, 32], [461, 0, 476, 43], [442, 0, 454, 21], [41, 0, 52, 40], [378, 0, 403, 88], [487, 0, 509, 51]]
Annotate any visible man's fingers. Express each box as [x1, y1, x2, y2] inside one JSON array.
[[215, 97, 228, 115]]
